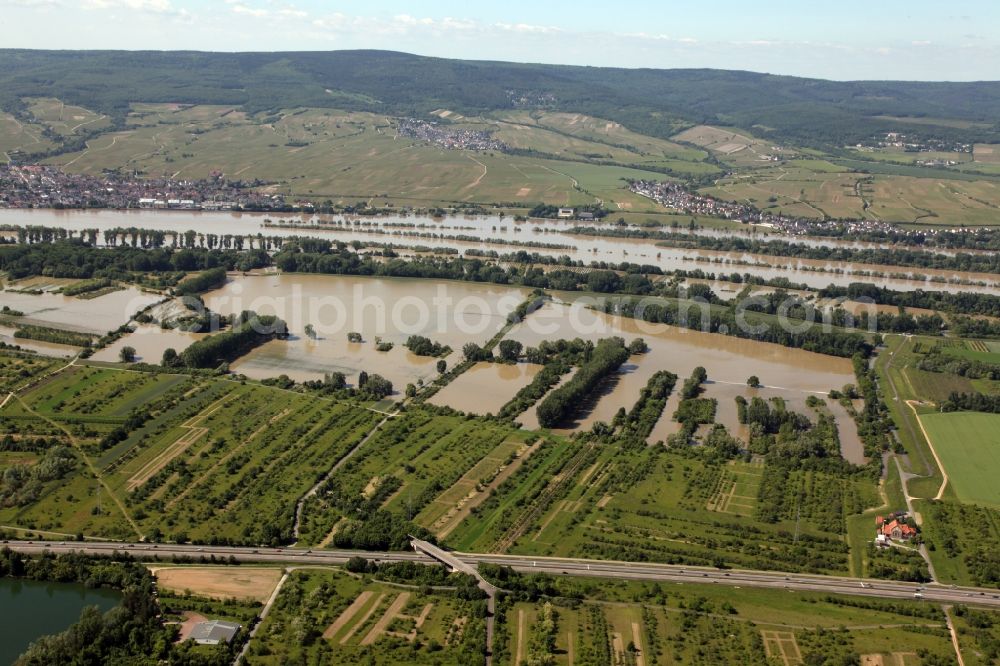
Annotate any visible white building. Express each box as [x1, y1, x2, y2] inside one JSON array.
[[189, 620, 241, 645]]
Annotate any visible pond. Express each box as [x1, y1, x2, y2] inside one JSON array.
[[0, 577, 121, 664]]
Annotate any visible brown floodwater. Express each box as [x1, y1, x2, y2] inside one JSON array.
[[0, 287, 162, 335], [828, 399, 867, 465], [2, 209, 996, 295], [505, 300, 863, 459], [200, 273, 527, 391], [429, 361, 541, 415], [89, 324, 206, 364], [0, 324, 77, 357]]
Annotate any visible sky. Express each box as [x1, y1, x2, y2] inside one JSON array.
[[2, 0, 999, 81]]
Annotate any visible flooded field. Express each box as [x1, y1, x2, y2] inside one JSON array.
[[0, 287, 161, 335], [89, 324, 206, 363], [202, 273, 526, 391], [429, 361, 542, 414], [2, 209, 997, 294], [0, 324, 78, 356], [506, 300, 864, 460]]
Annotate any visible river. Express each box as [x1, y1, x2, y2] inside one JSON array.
[[1, 209, 996, 295], [0, 577, 120, 664]]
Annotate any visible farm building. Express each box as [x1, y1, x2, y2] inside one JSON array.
[[876, 513, 917, 541], [189, 620, 241, 645]]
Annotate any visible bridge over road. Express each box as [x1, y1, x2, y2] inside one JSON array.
[[410, 537, 497, 666]]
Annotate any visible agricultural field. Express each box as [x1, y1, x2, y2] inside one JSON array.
[[918, 412, 1000, 509], [974, 144, 1000, 164], [703, 164, 870, 220], [491, 110, 716, 177], [151, 565, 283, 603], [704, 160, 1000, 225], [446, 441, 878, 575], [0, 363, 383, 544], [0, 349, 62, 393], [23, 97, 111, 138], [672, 124, 792, 168], [489, 571, 959, 666], [0, 110, 57, 159], [917, 499, 1000, 588], [243, 567, 486, 665], [29, 101, 691, 210], [8, 93, 1000, 224], [850, 146, 973, 166], [295, 409, 521, 547], [939, 338, 1000, 365]]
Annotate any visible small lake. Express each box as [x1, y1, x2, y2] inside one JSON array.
[[0, 578, 121, 665]]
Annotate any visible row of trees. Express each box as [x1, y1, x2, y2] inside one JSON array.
[[0, 240, 266, 280], [819, 282, 1000, 319], [619, 370, 677, 444], [178, 312, 288, 368], [941, 391, 1000, 413], [174, 266, 228, 295], [613, 298, 873, 358], [570, 226, 1000, 275], [918, 350, 1000, 380], [535, 337, 630, 428]]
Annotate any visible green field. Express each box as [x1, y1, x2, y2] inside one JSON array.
[[244, 567, 485, 665], [703, 162, 1000, 225], [5, 87, 1000, 224], [16, 102, 705, 211], [295, 409, 520, 547], [919, 411, 1000, 508], [0, 363, 384, 543], [490, 571, 960, 666], [445, 440, 878, 575]]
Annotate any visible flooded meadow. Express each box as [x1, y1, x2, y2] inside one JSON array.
[[200, 273, 527, 391], [505, 300, 865, 461]]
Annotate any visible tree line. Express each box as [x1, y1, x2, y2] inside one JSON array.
[[535, 337, 631, 428], [178, 312, 288, 369], [174, 266, 228, 295], [819, 282, 1000, 320], [613, 297, 874, 358], [569, 226, 1000, 275]]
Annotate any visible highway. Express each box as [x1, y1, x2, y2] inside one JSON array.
[[5, 539, 1000, 609]]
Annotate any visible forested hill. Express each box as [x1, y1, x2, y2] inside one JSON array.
[[3, 48, 1000, 146]]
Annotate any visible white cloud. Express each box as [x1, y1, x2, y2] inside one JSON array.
[[1, 0, 61, 7], [228, 3, 309, 21], [230, 3, 267, 18], [494, 22, 561, 35], [80, 0, 175, 12]]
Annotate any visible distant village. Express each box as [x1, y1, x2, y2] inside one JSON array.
[[629, 178, 943, 238], [397, 118, 508, 152], [0, 165, 308, 211], [854, 131, 972, 166]]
